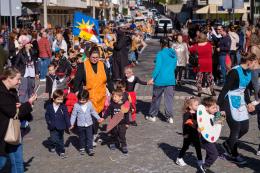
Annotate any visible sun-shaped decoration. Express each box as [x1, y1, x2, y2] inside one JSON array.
[[76, 19, 97, 41], [76, 19, 95, 34]]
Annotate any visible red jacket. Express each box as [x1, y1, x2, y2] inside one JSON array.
[[38, 37, 52, 58], [65, 93, 78, 115]]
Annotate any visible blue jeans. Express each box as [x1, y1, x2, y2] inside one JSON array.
[[0, 144, 24, 173], [252, 69, 260, 100], [49, 129, 65, 154], [219, 54, 226, 83], [39, 58, 51, 80], [78, 126, 93, 151], [236, 51, 241, 65]]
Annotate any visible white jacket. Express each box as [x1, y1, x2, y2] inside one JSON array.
[[229, 31, 239, 51]]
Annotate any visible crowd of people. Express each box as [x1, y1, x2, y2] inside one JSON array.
[[0, 17, 260, 173]]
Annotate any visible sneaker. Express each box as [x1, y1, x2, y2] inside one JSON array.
[[198, 165, 206, 173], [40, 78, 46, 82], [149, 116, 156, 122], [232, 155, 247, 165], [122, 146, 128, 154], [79, 149, 85, 155], [145, 116, 149, 120], [50, 148, 55, 153], [256, 150, 260, 156], [110, 144, 116, 150], [88, 149, 95, 156], [167, 118, 173, 124], [222, 142, 232, 157], [130, 121, 138, 126], [93, 141, 97, 147], [60, 153, 68, 159], [176, 158, 187, 166]]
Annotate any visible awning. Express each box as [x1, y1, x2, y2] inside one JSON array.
[[22, 4, 41, 15], [196, 5, 247, 14], [167, 4, 183, 13], [195, 5, 209, 14]]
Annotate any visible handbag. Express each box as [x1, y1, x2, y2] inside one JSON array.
[[189, 45, 198, 67], [4, 109, 21, 145]]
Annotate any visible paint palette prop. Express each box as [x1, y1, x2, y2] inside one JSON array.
[[197, 105, 222, 143], [106, 101, 130, 133]]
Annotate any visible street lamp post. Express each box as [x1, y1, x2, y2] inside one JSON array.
[[44, 0, 48, 28]]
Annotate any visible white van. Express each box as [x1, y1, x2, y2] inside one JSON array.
[[158, 18, 173, 33]]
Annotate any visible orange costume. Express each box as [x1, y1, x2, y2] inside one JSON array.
[[84, 59, 107, 113]]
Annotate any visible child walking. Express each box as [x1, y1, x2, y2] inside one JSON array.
[[104, 89, 130, 154], [200, 97, 220, 173], [45, 89, 71, 159], [124, 66, 147, 126], [70, 90, 104, 156], [45, 63, 56, 99], [176, 97, 203, 168]]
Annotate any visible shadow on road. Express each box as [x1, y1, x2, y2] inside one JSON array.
[[24, 157, 34, 172], [136, 100, 150, 116], [65, 135, 79, 150], [158, 143, 198, 169]]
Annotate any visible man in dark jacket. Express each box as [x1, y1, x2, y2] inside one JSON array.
[[0, 35, 8, 74], [212, 26, 231, 83], [112, 30, 131, 81]]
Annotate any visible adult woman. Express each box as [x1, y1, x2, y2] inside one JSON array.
[[146, 37, 177, 124], [172, 34, 189, 85], [218, 53, 257, 164], [245, 27, 252, 52], [112, 30, 130, 80], [0, 67, 37, 173], [189, 33, 215, 97], [8, 32, 19, 66], [15, 42, 39, 103], [74, 47, 112, 139], [250, 34, 260, 100]]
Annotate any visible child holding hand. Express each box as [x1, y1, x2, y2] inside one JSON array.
[[70, 90, 104, 156]]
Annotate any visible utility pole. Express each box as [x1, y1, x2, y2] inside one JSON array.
[[9, 0, 12, 31], [232, 0, 235, 23], [44, 0, 48, 28], [251, 0, 255, 24]]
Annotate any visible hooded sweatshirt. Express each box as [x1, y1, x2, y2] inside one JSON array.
[[152, 47, 177, 86]]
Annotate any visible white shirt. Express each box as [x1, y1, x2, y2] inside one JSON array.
[[53, 103, 59, 113], [80, 103, 88, 113]]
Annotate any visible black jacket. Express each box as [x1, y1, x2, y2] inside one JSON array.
[[45, 102, 71, 130], [112, 30, 131, 79], [14, 49, 39, 77], [0, 81, 33, 155], [104, 100, 130, 125]]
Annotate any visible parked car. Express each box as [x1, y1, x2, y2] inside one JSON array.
[[118, 19, 126, 25], [138, 5, 146, 10], [158, 18, 173, 33], [150, 8, 158, 14], [134, 16, 147, 24], [124, 16, 133, 23]]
